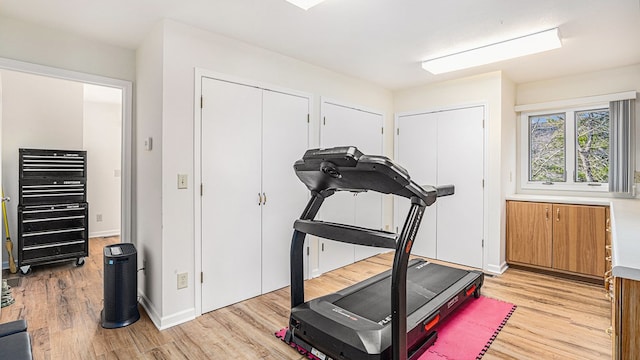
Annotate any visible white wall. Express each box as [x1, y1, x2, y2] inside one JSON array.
[[135, 19, 393, 329], [1, 70, 122, 269], [135, 21, 164, 325], [83, 95, 122, 237], [500, 76, 517, 271], [516, 64, 640, 192], [0, 14, 135, 82], [1, 70, 84, 267], [394, 71, 513, 274]]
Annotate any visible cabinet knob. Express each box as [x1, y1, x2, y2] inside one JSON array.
[[605, 327, 612, 336]]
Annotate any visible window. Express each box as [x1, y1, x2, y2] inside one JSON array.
[[529, 113, 566, 182], [575, 109, 609, 183], [522, 105, 610, 191]]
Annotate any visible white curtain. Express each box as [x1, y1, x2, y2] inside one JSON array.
[[609, 99, 636, 195]]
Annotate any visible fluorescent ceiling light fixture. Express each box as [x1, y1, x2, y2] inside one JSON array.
[[285, 0, 326, 10], [422, 28, 562, 74]]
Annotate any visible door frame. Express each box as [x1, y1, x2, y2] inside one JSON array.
[[193, 68, 312, 316], [394, 102, 488, 270], [0, 57, 133, 246]]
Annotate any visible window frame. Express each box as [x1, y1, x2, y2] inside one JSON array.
[[520, 103, 610, 192]]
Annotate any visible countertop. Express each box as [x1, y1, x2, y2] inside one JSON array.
[[507, 194, 640, 281]]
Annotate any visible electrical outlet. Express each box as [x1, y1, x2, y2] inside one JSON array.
[[96, 214, 103, 222], [178, 174, 188, 189], [177, 272, 188, 289], [635, 171, 640, 183], [142, 259, 147, 275]]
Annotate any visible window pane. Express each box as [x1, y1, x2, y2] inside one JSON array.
[[529, 113, 565, 182], [575, 109, 609, 183]]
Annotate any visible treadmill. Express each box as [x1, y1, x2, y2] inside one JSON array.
[[285, 146, 484, 360]]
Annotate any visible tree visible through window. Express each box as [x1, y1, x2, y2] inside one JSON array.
[[575, 109, 609, 183], [529, 113, 565, 182]]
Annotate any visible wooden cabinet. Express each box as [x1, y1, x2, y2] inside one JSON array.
[[612, 277, 640, 359], [552, 204, 605, 276], [506, 201, 606, 278], [506, 201, 552, 267]]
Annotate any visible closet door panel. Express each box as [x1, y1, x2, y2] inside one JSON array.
[[261, 90, 309, 293], [395, 113, 438, 258], [435, 106, 484, 268], [319, 102, 384, 271], [201, 78, 262, 313]]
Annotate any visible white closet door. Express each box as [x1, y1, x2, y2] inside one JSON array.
[[352, 110, 385, 262], [261, 90, 309, 293], [436, 106, 484, 268], [319, 102, 383, 272], [395, 113, 438, 258], [201, 78, 262, 313]]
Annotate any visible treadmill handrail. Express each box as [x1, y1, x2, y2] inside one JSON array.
[[294, 219, 397, 249]]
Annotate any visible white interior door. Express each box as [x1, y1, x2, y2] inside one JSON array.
[[319, 102, 383, 272], [201, 78, 262, 313], [261, 90, 309, 293], [436, 106, 484, 268], [395, 113, 438, 258]]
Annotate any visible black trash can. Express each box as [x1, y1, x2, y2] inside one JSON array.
[[101, 243, 140, 328]]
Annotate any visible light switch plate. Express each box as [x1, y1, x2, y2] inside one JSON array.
[[144, 137, 153, 151], [177, 273, 188, 289], [178, 174, 188, 189]]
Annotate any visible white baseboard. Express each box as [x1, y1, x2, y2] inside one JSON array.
[[310, 268, 322, 278], [485, 262, 508, 275], [138, 292, 162, 329], [138, 292, 195, 330], [90, 230, 121, 238]]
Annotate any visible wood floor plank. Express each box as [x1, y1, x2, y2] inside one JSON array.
[[1, 236, 611, 359]]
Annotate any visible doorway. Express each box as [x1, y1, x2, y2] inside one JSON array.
[[0, 57, 133, 272]]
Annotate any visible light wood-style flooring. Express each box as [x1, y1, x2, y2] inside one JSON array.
[[1, 236, 612, 359]]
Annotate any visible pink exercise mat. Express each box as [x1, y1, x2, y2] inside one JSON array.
[[276, 296, 517, 360]]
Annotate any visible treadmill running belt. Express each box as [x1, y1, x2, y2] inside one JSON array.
[[334, 262, 468, 324]]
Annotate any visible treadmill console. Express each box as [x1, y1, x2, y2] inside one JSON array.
[[294, 146, 436, 205]]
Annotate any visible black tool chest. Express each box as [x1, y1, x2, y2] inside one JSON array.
[[17, 148, 88, 274]]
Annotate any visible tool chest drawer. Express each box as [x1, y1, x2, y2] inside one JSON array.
[[19, 180, 86, 205], [20, 239, 87, 264], [19, 149, 86, 179], [18, 204, 88, 246]]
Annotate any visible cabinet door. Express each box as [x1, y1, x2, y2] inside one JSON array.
[[201, 78, 262, 313], [506, 201, 552, 267], [552, 204, 605, 276], [261, 90, 309, 293]]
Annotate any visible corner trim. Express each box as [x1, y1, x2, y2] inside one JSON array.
[[485, 262, 508, 275]]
